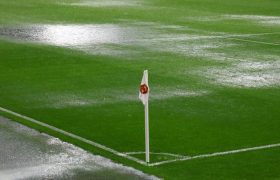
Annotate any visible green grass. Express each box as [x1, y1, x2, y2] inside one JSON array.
[[0, 0, 280, 179]]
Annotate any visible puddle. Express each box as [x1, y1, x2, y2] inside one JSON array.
[[186, 14, 280, 26], [0, 24, 132, 46], [0, 23, 234, 58], [66, 0, 144, 7], [24, 88, 208, 109], [200, 59, 280, 88], [0, 23, 279, 88], [224, 15, 280, 26]]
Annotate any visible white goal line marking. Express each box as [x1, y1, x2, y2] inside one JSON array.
[[1, 106, 280, 167], [148, 143, 280, 166]]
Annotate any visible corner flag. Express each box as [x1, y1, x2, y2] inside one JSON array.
[[139, 70, 150, 163]]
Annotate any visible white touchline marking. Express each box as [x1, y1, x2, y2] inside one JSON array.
[[1, 106, 280, 167], [0, 106, 147, 166], [226, 37, 280, 46], [148, 143, 280, 166]]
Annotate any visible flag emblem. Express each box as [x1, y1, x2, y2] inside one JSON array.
[[139, 70, 149, 105], [140, 84, 149, 94]]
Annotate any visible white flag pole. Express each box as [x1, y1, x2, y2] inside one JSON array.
[[145, 100, 150, 163], [144, 70, 150, 163], [139, 70, 150, 163]]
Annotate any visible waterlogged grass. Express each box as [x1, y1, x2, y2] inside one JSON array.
[[0, 0, 280, 179]]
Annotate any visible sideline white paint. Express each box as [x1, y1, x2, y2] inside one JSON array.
[[1, 106, 280, 167]]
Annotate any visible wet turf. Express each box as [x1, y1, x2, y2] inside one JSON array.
[[0, 0, 280, 179]]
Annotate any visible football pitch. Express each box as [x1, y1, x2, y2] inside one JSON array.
[[0, 0, 280, 179]]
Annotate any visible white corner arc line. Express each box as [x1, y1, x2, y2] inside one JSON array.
[[0, 106, 147, 166], [124, 151, 188, 158], [148, 143, 280, 166]]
